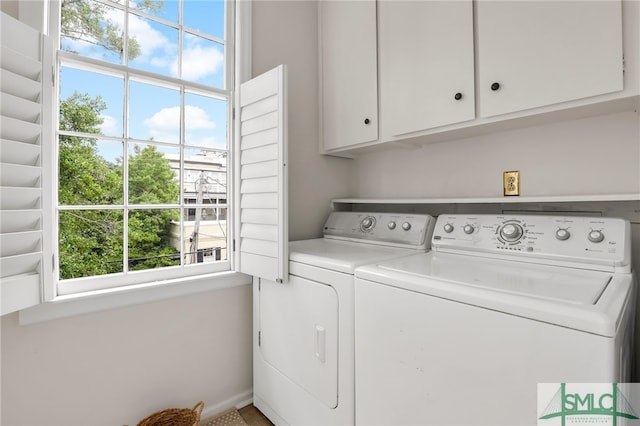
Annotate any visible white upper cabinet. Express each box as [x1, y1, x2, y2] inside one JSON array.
[[318, 0, 629, 154], [477, 0, 623, 118], [319, 0, 378, 151], [378, 0, 475, 138]]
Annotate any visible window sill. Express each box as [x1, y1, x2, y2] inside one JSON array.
[[18, 270, 252, 325]]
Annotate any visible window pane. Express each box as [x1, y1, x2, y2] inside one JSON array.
[[127, 14, 178, 77], [128, 143, 180, 204], [183, 148, 227, 206], [130, 0, 178, 23], [129, 80, 180, 142], [183, 212, 228, 265], [183, 0, 225, 39], [59, 138, 124, 205], [184, 93, 227, 149], [60, 66, 124, 138], [56, 0, 233, 288], [59, 209, 124, 279], [60, 0, 125, 64], [182, 33, 224, 88], [128, 208, 180, 271]]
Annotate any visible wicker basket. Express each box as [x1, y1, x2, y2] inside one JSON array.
[[136, 401, 204, 426]]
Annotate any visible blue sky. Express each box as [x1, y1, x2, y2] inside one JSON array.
[[59, 0, 227, 164]]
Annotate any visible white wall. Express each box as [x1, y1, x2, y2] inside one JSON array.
[[252, 0, 353, 241], [1, 1, 336, 425], [1, 286, 253, 426], [351, 111, 640, 199]]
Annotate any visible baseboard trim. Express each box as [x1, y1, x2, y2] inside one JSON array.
[[200, 389, 253, 420]]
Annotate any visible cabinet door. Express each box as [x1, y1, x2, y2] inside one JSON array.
[[320, 0, 378, 151], [378, 0, 475, 138], [477, 0, 623, 118]]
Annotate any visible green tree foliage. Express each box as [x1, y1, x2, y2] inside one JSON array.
[[58, 93, 180, 279], [128, 144, 179, 204], [59, 92, 122, 205], [61, 0, 164, 60], [59, 210, 124, 278], [127, 145, 180, 271], [128, 209, 180, 271]]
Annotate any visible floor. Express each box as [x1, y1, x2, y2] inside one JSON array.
[[238, 405, 274, 426]]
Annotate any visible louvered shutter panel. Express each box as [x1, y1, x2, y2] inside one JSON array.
[[236, 65, 288, 283], [1, 12, 54, 315]]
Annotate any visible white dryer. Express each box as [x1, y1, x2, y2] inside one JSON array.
[[253, 211, 436, 425], [355, 214, 636, 426]]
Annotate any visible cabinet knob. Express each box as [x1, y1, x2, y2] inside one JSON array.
[[491, 82, 501, 91], [454, 92, 463, 100], [364, 118, 370, 125]]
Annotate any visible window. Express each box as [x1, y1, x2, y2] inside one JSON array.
[[1, 1, 287, 321], [54, 0, 234, 295]]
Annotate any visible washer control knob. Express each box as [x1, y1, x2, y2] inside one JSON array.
[[443, 224, 454, 233], [555, 228, 570, 241], [588, 230, 605, 243], [388, 221, 396, 230], [361, 217, 376, 232], [463, 224, 474, 234], [500, 223, 523, 242], [402, 222, 411, 231]]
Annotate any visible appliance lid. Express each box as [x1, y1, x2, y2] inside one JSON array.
[[289, 238, 419, 274], [355, 252, 633, 337], [375, 252, 612, 305]]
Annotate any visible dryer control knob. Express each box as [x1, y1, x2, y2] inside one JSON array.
[[555, 229, 570, 241], [443, 224, 454, 233], [402, 222, 412, 231], [388, 221, 397, 230], [588, 230, 605, 243], [463, 224, 474, 234]]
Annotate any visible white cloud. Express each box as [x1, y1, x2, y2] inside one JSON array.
[[173, 44, 224, 81], [65, 11, 222, 82], [98, 114, 118, 135], [143, 105, 216, 143], [185, 105, 217, 130], [144, 106, 180, 131], [97, 9, 175, 65], [127, 13, 175, 61], [143, 106, 180, 142]]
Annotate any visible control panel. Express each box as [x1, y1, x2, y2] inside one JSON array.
[[433, 214, 631, 271], [323, 212, 436, 249]]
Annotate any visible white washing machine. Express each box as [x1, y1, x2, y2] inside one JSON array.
[[355, 214, 636, 426], [253, 211, 436, 425]]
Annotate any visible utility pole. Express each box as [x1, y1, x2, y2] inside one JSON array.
[[190, 172, 205, 264]]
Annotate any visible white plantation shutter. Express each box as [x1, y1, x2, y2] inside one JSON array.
[[236, 65, 288, 283], [1, 12, 54, 315]]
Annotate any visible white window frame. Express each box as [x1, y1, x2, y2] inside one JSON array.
[[18, 0, 254, 325]]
